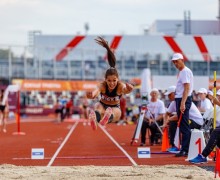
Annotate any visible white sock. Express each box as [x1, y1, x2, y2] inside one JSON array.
[[201, 154, 206, 158]]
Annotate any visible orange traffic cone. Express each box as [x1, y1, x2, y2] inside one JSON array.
[[161, 127, 169, 152], [215, 148, 220, 178]]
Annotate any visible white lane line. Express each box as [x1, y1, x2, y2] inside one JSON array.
[[13, 155, 127, 160], [47, 121, 79, 167], [99, 124, 138, 166]]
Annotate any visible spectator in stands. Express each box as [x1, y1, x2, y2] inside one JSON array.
[[159, 89, 165, 104], [189, 90, 220, 164], [65, 98, 73, 119], [54, 99, 63, 123], [125, 92, 142, 124], [140, 88, 165, 146], [80, 94, 90, 120], [0, 89, 8, 132], [163, 85, 204, 152], [134, 92, 142, 110], [86, 36, 134, 130], [130, 104, 140, 124], [192, 90, 200, 107], [197, 88, 213, 113], [125, 104, 133, 123], [46, 95, 55, 107], [59, 95, 68, 122], [171, 53, 193, 157]]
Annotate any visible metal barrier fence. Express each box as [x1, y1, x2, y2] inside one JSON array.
[[0, 45, 219, 83]]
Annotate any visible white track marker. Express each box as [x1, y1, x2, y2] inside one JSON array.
[[47, 122, 79, 167], [99, 124, 138, 166]]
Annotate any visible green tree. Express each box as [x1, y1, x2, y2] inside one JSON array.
[[0, 49, 14, 60]]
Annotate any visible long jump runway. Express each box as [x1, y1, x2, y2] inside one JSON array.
[[0, 118, 216, 168]]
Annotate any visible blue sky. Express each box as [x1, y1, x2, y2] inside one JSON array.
[[0, 0, 218, 45]]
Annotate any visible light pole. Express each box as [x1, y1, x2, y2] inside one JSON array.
[[217, 0, 220, 34]]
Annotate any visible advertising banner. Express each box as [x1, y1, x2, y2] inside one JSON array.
[[12, 79, 99, 91]]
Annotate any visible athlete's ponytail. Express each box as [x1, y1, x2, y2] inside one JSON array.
[[95, 36, 119, 79], [95, 36, 116, 68]]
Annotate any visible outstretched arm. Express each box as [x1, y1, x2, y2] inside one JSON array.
[[86, 88, 100, 99], [86, 84, 102, 99], [122, 83, 134, 94]]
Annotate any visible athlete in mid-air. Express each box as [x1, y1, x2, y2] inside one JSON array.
[[86, 36, 133, 130]]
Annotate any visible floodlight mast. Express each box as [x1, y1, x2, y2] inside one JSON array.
[[217, 0, 220, 34]]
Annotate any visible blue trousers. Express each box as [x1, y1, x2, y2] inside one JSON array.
[[175, 96, 192, 152]]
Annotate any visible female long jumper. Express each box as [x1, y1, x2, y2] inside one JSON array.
[[86, 36, 133, 130]]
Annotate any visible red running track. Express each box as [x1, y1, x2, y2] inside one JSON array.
[[0, 118, 215, 168]]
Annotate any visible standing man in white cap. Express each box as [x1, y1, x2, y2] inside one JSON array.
[[163, 85, 203, 153], [171, 53, 194, 157]]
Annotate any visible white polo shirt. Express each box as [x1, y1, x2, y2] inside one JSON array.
[[200, 98, 213, 112], [175, 66, 193, 98], [167, 101, 203, 125], [146, 100, 166, 119]]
